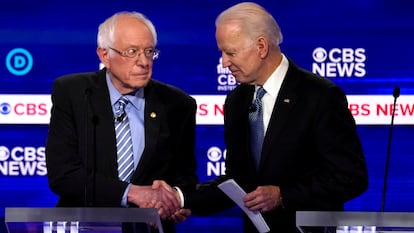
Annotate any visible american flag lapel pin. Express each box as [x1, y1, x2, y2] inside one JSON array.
[[283, 99, 290, 103]]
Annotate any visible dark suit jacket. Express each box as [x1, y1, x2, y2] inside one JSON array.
[[46, 68, 198, 233], [185, 59, 368, 233]]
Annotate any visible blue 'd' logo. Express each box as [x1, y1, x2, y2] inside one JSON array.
[[6, 48, 33, 76], [0, 103, 11, 115]]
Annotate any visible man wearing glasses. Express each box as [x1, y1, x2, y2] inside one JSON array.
[[45, 11, 197, 233]]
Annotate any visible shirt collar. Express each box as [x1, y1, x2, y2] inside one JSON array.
[[262, 53, 289, 98], [106, 73, 144, 109]]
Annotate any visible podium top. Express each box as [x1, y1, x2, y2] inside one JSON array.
[[5, 207, 159, 222], [296, 211, 414, 227], [5, 207, 164, 233]]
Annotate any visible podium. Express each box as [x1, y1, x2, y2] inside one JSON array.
[[296, 211, 414, 233], [5, 207, 164, 233]]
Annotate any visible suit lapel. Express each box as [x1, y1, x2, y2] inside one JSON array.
[[133, 81, 163, 179], [259, 63, 300, 170], [87, 69, 119, 177], [232, 85, 258, 175]]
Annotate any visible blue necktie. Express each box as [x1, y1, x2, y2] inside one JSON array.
[[249, 87, 266, 169], [115, 96, 134, 182]]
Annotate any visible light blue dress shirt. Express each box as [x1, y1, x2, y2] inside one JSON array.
[[106, 73, 145, 206]]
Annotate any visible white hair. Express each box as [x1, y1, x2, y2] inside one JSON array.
[[216, 2, 283, 47], [97, 11, 158, 49]]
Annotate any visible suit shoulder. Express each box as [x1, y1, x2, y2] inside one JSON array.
[[228, 83, 250, 95], [52, 70, 105, 92], [54, 70, 101, 86], [284, 57, 334, 87], [149, 79, 195, 104], [226, 84, 250, 100], [294, 65, 337, 89], [289, 66, 348, 105]]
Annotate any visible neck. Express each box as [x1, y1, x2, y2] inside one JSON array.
[[255, 51, 282, 86]]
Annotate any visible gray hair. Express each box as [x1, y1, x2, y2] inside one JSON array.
[[215, 2, 283, 47], [97, 11, 158, 49]]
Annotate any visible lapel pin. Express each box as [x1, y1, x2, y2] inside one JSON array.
[[283, 99, 290, 103], [150, 112, 157, 118]]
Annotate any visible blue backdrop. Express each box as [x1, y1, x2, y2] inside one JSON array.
[[1, 0, 414, 232]]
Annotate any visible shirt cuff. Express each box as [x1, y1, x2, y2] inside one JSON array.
[[173, 186, 184, 208], [121, 184, 132, 207]]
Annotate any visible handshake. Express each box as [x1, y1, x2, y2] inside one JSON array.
[[127, 180, 191, 223]]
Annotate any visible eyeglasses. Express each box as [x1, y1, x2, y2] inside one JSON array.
[[109, 47, 160, 60]]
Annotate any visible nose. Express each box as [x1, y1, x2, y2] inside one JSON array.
[[221, 53, 231, 68]]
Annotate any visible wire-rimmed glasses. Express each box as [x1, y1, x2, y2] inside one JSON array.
[[109, 47, 160, 60]]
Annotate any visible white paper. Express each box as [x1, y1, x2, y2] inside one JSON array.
[[218, 179, 270, 233]]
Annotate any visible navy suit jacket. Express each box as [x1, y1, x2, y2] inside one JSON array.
[[185, 59, 368, 233], [46, 68, 198, 232]]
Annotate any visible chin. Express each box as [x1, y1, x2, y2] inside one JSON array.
[[132, 79, 150, 88], [234, 77, 247, 84]]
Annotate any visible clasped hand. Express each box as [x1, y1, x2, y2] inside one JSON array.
[[127, 180, 191, 222]]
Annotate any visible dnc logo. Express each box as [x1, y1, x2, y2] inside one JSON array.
[[6, 48, 33, 76]]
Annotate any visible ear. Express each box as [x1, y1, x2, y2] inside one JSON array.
[[256, 36, 269, 59], [97, 47, 110, 68]]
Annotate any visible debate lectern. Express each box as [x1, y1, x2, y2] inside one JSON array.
[[296, 211, 414, 233], [5, 207, 164, 233]]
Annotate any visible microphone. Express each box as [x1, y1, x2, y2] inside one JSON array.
[[84, 88, 98, 207], [393, 87, 400, 99], [381, 87, 400, 212], [115, 112, 126, 122]]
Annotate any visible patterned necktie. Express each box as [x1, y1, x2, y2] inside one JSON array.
[[115, 96, 134, 182], [249, 87, 266, 169]]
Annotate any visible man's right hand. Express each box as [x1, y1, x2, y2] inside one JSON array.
[[127, 182, 181, 219]]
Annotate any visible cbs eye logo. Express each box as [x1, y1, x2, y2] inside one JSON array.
[[0, 103, 12, 115], [313, 48, 328, 63], [207, 146, 222, 162], [6, 48, 33, 76], [0, 146, 10, 161]]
